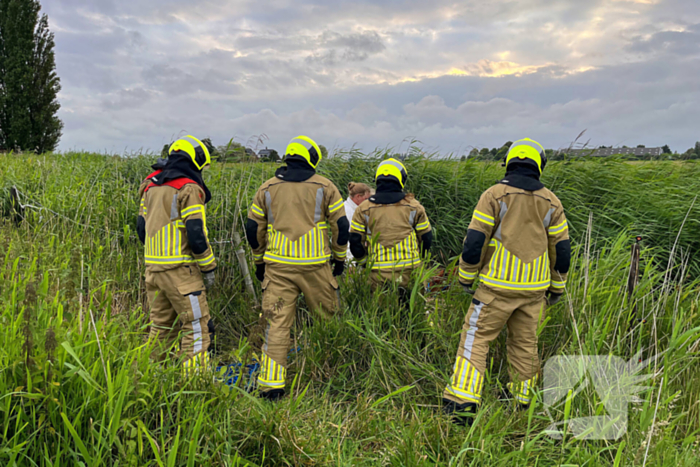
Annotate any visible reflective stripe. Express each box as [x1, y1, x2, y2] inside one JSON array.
[[258, 352, 286, 389], [170, 194, 178, 220], [182, 204, 204, 218], [416, 220, 430, 231], [266, 223, 328, 262], [265, 191, 274, 225], [264, 252, 331, 265], [459, 268, 477, 281], [493, 201, 508, 241], [145, 255, 195, 264], [188, 294, 203, 354], [371, 257, 421, 270], [543, 207, 556, 229], [548, 220, 568, 235], [182, 351, 210, 376], [250, 204, 265, 217], [329, 198, 344, 214], [446, 357, 483, 403], [484, 239, 550, 290], [473, 210, 495, 226], [511, 138, 545, 155], [481, 276, 551, 291], [409, 210, 416, 226], [196, 253, 215, 267], [289, 137, 314, 151], [378, 159, 407, 176], [182, 135, 204, 151], [507, 374, 538, 405], [315, 188, 325, 223], [551, 279, 566, 288], [463, 301, 485, 360], [350, 220, 365, 232], [367, 232, 420, 270], [333, 248, 347, 258]]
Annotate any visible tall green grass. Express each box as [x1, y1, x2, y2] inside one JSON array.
[[0, 151, 699, 465]]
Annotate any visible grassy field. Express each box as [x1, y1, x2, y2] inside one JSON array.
[[1, 151, 699, 466]]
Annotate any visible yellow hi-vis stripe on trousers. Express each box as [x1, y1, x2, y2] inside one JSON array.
[[258, 352, 286, 389], [182, 351, 211, 377], [445, 356, 483, 403], [507, 374, 539, 405]]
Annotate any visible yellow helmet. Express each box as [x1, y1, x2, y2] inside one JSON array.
[[375, 158, 408, 188], [168, 135, 211, 171], [504, 138, 547, 173], [285, 135, 322, 168]]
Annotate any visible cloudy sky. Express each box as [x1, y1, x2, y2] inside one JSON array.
[[44, 0, 700, 154]]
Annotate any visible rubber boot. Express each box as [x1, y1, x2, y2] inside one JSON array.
[[442, 398, 478, 427], [259, 388, 285, 401]]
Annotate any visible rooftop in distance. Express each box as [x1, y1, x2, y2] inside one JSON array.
[[566, 147, 663, 157]]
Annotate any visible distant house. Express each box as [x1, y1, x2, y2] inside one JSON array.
[[258, 148, 280, 162], [567, 147, 663, 157]]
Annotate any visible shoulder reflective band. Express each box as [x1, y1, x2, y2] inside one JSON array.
[[416, 220, 430, 231], [548, 220, 568, 235], [329, 198, 344, 214], [250, 203, 265, 217], [265, 191, 275, 225], [351, 220, 366, 232], [315, 187, 325, 223], [472, 210, 495, 226], [182, 204, 204, 219]]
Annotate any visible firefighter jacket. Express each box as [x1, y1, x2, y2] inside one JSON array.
[[350, 195, 432, 270], [459, 183, 570, 294], [138, 178, 217, 273], [246, 174, 349, 267]]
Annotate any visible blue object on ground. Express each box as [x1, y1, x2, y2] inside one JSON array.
[[215, 361, 260, 391]]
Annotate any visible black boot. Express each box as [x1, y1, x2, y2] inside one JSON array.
[[442, 398, 478, 427], [259, 388, 285, 401]]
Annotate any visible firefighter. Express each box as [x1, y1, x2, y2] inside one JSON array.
[[349, 159, 432, 288], [245, 135, 349, 400], [137, 135, 217, 373], [443, 138, 571, 426]]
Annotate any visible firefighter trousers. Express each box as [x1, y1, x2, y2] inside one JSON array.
[[443, 285, 546, 406], [146, 265, 211, 371], [259, 262, 340, 392], [370, 267, 415, 289]]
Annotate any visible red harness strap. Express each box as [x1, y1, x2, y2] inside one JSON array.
[[144, 171, 199, 193]]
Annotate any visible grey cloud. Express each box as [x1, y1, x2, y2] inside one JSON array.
[[626, 24, 700, 56], [39, 0, 700, 154]]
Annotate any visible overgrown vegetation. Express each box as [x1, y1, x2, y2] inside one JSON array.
[[1, 151, 699, 465]]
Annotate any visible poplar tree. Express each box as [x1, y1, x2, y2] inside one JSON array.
[[0, 0, 63, 153]]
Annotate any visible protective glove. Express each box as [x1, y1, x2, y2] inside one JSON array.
[[203, 270, 216, 290], [255, 263, 266, 282], [332, 259, 345, 277], [461, 283, 476, 294], [546, 292, 562, 307]]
